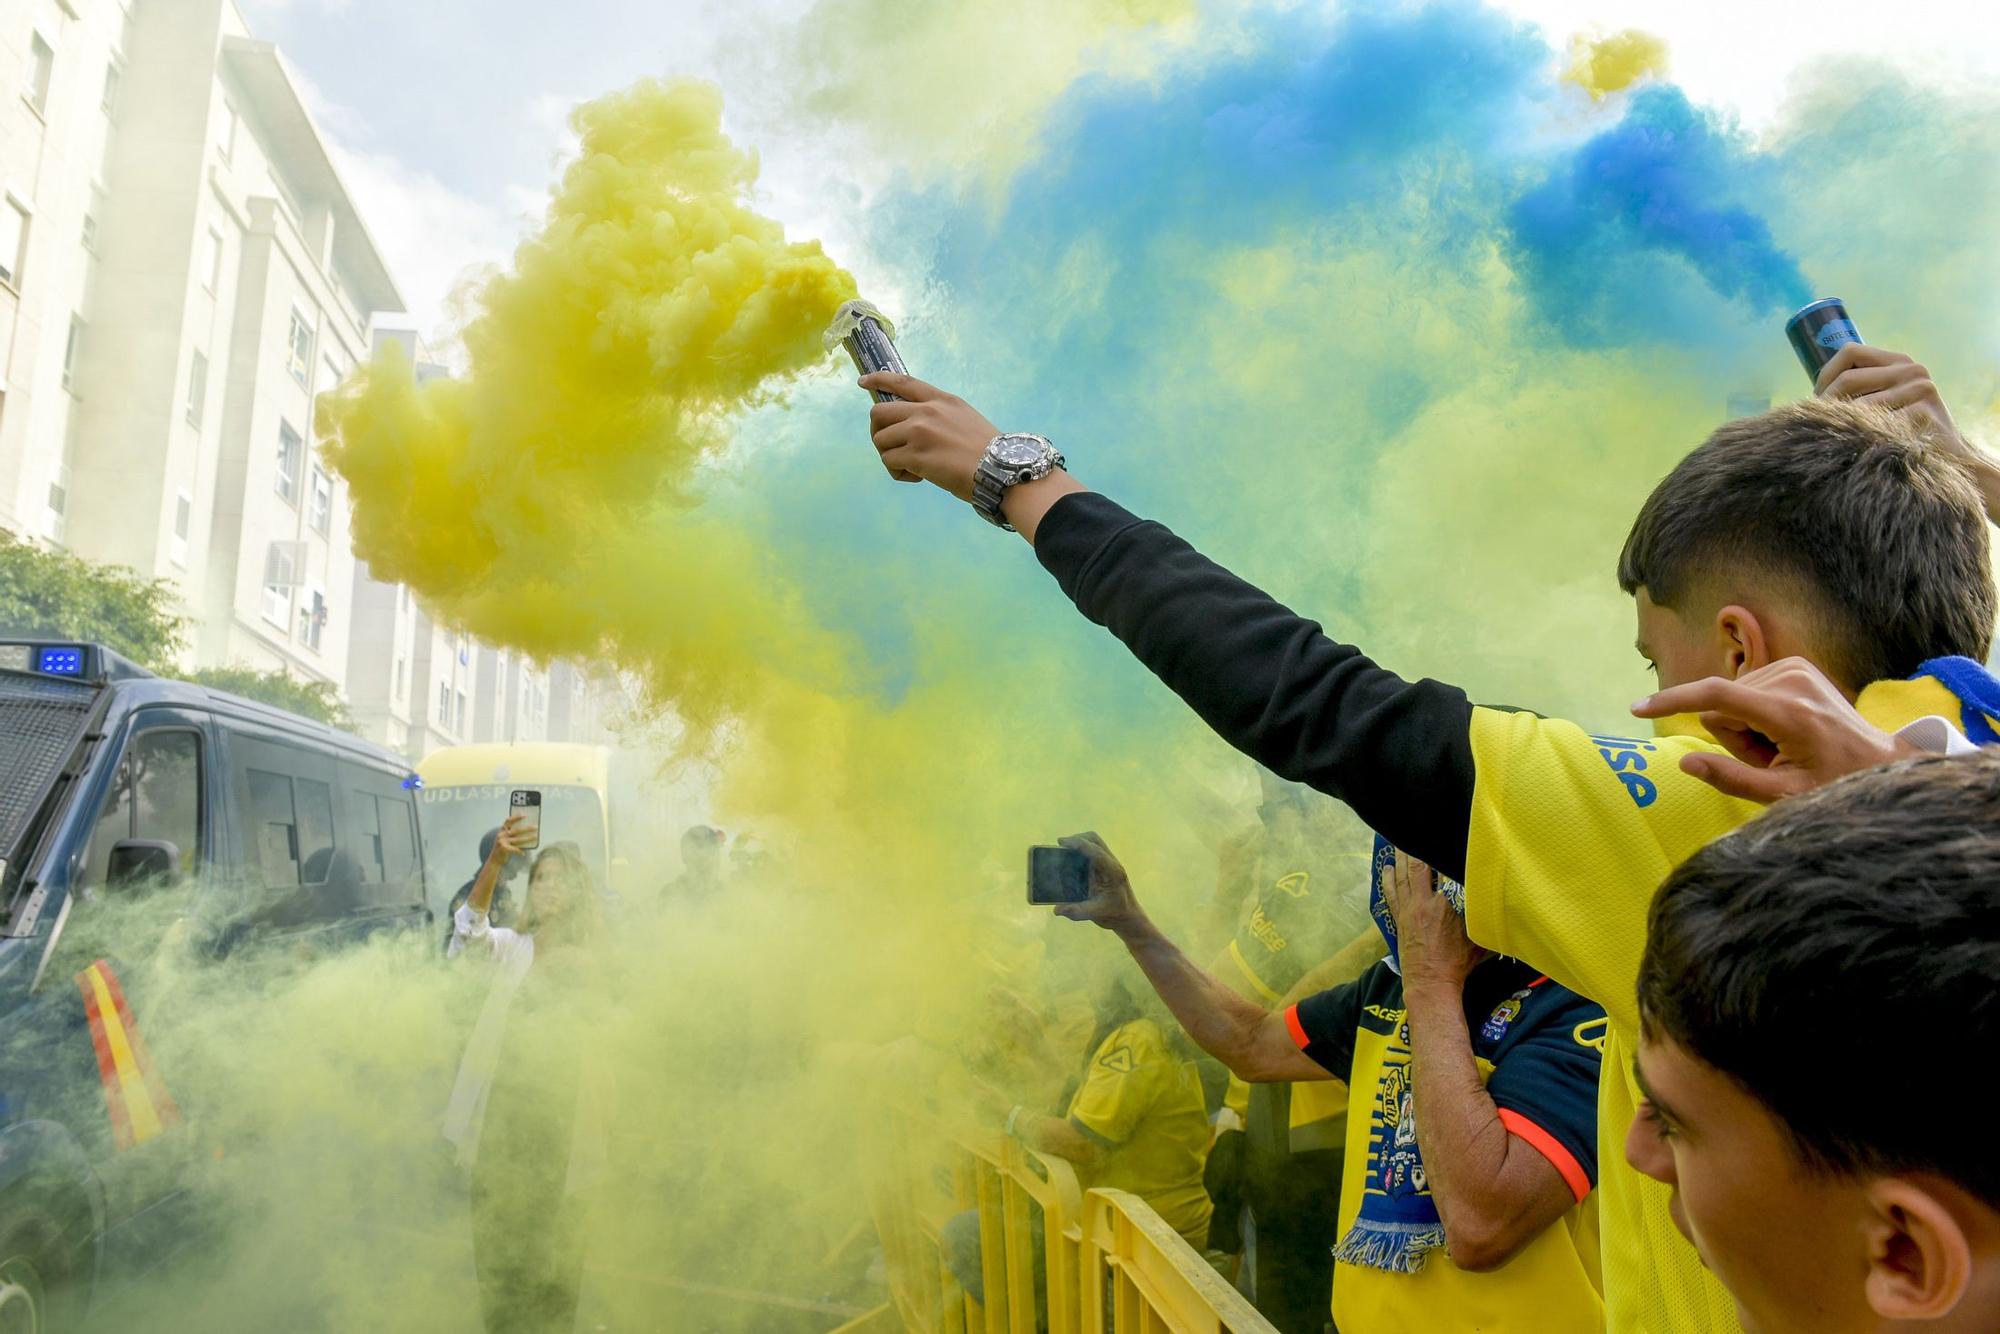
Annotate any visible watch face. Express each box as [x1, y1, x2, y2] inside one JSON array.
[[995, 435, 1045, 467]]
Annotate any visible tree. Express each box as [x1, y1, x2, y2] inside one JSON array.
[[3, 528, 357, 734], [184, 665, 355, 732], [0, 526, 187, 670]]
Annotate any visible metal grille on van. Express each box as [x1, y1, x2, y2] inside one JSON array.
[[0, 669, 102, 859]]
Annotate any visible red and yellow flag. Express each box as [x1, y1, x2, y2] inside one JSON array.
[[75, 959, 180, 1150]]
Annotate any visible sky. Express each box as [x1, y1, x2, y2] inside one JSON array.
[[241, 0, 2000, 340]]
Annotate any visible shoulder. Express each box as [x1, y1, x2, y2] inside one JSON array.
[[1481, 969, 1606, 1059]]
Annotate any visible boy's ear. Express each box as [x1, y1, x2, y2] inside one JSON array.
[[1712, 605, 1771, 679], [1861, 1178, 1975, 1321]]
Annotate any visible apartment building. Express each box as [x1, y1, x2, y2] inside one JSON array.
[[4, 0, 626, 760], [1, 0, 397, 694]]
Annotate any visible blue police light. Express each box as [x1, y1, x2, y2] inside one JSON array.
[[401, 774, 424, 791], [36, 646, 86, 676]]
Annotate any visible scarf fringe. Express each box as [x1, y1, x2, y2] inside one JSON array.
[[1334, 1220, 1448, 1275]]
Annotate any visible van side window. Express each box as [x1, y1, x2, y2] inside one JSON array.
[[296, 779, 335, 883], [379, 795, 417, 882], [247, 768, 300, 885], [81, 729, 203, 888], [346, 789, 383, 883]]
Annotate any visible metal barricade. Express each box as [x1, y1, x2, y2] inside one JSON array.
[[1078, 1189, 1275, 1333], [846, 1118, 1279, 1334]]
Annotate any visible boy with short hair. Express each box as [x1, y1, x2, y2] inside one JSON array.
[[1630, 749, 2000, 1334], [861, 367, 1997, 1331]]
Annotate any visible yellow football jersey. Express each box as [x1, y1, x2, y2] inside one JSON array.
[[1463, 674, 1982, 1334], [1068, 1018, 1215, 1247]]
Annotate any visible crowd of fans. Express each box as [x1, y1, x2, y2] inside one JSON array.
[[862, 341, 2000, 1334]]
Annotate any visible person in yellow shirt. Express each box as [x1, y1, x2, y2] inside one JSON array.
[[1629, 750, 2000, 1334], [857, 348, 1997, 1333], [947, 965, 1213, 1309]]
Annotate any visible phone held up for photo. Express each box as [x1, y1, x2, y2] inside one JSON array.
[[1027, 844, 1093, 905], [509, 789, 543, 851]]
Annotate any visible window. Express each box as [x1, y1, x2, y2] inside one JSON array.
[[185, 349, 207, 427], [82, 729, 204, 888], [25, 33, 54, 115], [436, 679, 450, 724], [295, 778, 335, 881], [62, 315, 83, 393], [378, 796, 416, 881], [79, 209, 94, 252], [261, 541, 297, 626], [2, 196, 28, 288], [45, 460, 66, 539], [217, 100, 238, 163], [319, 353, 343, 396], [202, 226, 223, 292], [247, 768, 299, 886], [171, 490, 191, 566], [455, 690, 466, 732], [101, 61, 120, 117], [275, 420, 302, 503], [308, 464, 331, 534], [298, 583, 326, 652], [286, 307, 312, 386], [393, 654, 407, 700]]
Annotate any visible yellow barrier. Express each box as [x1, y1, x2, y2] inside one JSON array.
[[846, 1119, 1278, 1334], [1079, 1189, 1275, 1333]]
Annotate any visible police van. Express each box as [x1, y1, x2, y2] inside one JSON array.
[[0, 639, 431, 1332]]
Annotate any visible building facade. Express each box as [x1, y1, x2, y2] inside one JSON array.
[[2, 0, 622, 761]]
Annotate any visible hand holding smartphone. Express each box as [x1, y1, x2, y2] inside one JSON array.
[[1027, 842, 1094, 904], [509, 789, 543, 851]]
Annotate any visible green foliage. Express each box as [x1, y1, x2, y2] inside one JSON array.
[[185, 665, 356, 731], [0, 525, 187, 670]]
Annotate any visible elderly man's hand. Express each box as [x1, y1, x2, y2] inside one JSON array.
[[1383, 853, 1485, 993], [1631, 657, 1919, 804]]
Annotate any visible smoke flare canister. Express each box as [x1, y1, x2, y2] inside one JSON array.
[[1785, 298, 1862, 381], [827, 299, 908, 402]]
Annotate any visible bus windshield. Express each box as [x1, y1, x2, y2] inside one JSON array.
[[416, 784, 608, 906]]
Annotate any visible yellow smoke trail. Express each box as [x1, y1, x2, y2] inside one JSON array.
[[319, 77, 860, 731], [1564, 29, 1669, 101]]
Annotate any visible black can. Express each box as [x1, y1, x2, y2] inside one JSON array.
[[1785, 298, 1862, 382], [828, 299, 908, 403]]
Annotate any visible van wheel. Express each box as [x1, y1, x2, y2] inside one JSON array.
[[0, 1225, 60, 1334]]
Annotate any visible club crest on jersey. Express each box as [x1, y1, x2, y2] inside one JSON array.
[[1590, 734, 1659, 808], [1273, 871, 1310, 899], [1481, 988, 1531, 1043]]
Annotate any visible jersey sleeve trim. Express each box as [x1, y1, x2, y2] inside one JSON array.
[[1283, 1003, 1310, 1050], [1498, 1106, 1591, 1203]]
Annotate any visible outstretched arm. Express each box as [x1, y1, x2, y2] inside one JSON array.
[[1056, 835, 1330, 1083], [860, 373, 1477, 877]]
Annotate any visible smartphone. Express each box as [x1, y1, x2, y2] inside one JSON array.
[[1027, 844, 1093, 905], [509, 789, 543, 851]]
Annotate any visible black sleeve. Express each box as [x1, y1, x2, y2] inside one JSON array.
[[1287, 977, 1368, 1079], [1036, 491, 1476, 878]]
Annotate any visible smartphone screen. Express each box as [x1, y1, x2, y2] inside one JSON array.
[[1027, 845, 1093, 904], [509, 789, 543, 850]]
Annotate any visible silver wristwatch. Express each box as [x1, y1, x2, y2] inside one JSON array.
[[971, 433, 1065, 530]]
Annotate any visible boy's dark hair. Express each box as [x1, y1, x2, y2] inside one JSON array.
[[1639, 750, 2000, 1208], [1618, 399, 1994, 688]]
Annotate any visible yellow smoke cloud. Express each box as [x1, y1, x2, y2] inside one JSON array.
[[1564, 29, 1669, 101], [319, 77, 860, 730]]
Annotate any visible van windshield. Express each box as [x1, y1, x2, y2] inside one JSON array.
[[416, 784, 608, 904], [0, 671, 102, 881]]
